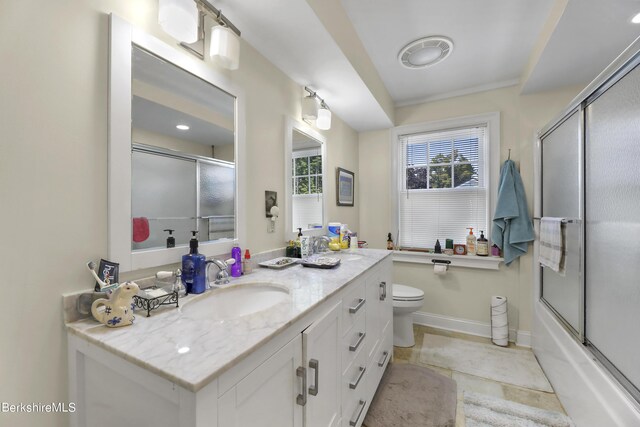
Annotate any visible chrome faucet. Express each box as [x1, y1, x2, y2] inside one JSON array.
[[206, 258, 232, 286]]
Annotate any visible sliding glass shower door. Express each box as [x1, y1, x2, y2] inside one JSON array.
[[541, 110, 582, 336], [585, 62, 640, 401]]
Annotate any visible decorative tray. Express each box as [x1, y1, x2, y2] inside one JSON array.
[[258, 257, 299, 269], [299, 257, 341, 269]]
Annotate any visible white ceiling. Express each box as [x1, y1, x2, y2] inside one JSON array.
[[218, 0, 640, 130], [341, 0, 555, 105], [522, 0, 640, 93]]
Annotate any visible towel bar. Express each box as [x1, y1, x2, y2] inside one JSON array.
[[533, 217, 580, 224]]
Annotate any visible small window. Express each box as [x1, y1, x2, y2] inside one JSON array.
[[292, 154, 323, 195], [398, 124, 489, 249]]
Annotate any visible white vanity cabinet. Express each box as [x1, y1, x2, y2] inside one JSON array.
[[68, 255, 392, 427]]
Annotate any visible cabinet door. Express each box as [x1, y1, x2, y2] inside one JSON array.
[[218, 335, 303, 427], [303, 303, 342, 427]]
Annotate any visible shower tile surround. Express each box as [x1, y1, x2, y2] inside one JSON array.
[[65, 248, 389, 392]]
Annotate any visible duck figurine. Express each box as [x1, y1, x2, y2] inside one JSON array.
[[91, 281, 139, 327]]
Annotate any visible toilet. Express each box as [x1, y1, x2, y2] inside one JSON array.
[[392, 284, 425, 347]]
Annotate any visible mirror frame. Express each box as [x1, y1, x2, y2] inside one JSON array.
[[108, 14, 245, 272], [284, 117, 327, 241]]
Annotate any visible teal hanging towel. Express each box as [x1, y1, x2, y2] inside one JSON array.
[[491, 160, 534, 265]]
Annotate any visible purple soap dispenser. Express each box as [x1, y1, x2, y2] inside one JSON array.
[[230, 243, 242, 277]]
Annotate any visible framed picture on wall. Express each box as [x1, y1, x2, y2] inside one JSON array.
[[336, 167, 355, 206]]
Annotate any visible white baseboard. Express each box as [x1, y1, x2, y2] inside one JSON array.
[[412, 311, 531, 347]]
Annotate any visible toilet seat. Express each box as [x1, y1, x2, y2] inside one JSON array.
[[393, 284, 424, 301]]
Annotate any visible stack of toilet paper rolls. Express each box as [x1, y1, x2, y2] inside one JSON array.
[[491, 296, 508, 347]]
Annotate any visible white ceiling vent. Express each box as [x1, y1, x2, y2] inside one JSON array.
[[398, 36, 454, 69]]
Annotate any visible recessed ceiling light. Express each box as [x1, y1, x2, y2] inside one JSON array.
[[632, 12, 640, 24], [176, 124, 190, 130], [398, 36, 454, 69]]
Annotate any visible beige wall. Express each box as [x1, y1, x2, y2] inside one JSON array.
[[132, 127, 214, 158], [359, 84, 583, 336], [0, 1, 358, 425]]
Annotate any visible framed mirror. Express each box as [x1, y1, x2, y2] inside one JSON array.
[[109, 14, 245, 272], [284, 117, 327, 240]]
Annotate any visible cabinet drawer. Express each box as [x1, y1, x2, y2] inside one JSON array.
[[369, 320, 392, 391], [342, 312, 367, 374], [342, 280, 366, 336], [342, 349, 369, 427]]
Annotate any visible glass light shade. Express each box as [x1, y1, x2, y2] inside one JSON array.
[[316, 107, 332, 130], [158, 0, 199, 43], [302, 96, 319, 121], [210, 26, 240, 70]]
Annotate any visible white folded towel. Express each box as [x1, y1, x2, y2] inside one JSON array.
[[539, 217, 565, 273]]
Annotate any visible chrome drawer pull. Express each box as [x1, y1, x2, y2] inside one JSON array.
[[349, 298, 366, 314], [309, 359, 319, 396], [296, 366, 307, 406], [349, 332, 366, 352], [379, 281, 387, 301], [378, 350, 389, 367], [349, 399, 367, 426], [349, 366, 366, 389]]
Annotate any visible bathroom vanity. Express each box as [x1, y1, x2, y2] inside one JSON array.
[[66, 250, 393, 427]]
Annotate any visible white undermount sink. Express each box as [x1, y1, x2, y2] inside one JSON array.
[[180, 283, 290, 321]]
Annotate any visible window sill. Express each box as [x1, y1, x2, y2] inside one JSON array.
[[392, 250, 503, 271]]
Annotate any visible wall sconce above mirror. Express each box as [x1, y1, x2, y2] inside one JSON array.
[[301, 87, 331, 130], [159, 0, 241, 69], [109, 14, 245, 272], [284, 117, 327, 240]]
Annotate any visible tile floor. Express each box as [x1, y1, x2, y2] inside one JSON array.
[[392, 324, 567, 427]]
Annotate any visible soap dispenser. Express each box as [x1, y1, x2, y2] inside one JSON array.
[[182, 231, 207, 294], [230, 243, 242, 277], [477, 231, 489, 257], [164, 229, 175, 248], [466, 228, 477, 255]]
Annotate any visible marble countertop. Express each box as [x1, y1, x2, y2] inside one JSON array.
[[66, 249, 391, 392]]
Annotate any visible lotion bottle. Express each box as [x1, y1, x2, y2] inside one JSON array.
[[466, 228, 477, 255]]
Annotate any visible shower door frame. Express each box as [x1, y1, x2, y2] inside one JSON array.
[[538, 107, 585, 343]]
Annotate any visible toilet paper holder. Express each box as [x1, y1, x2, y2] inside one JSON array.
[[432, 259, 451, 271]]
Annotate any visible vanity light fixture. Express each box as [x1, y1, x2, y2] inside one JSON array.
[[159, 0, 242, 69], [632, 12, 640, 24], [176, 124, 190, 130], [302, 87, 331, 130], [316, 101, 332, 130], [158, 0, 199, 43]]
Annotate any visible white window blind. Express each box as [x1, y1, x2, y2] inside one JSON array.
[[398, 125, 489, 249]]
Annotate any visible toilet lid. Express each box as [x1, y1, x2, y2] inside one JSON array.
[[393, 284, 424, 301]]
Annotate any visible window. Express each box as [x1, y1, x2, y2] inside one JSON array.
[[292, 152, 323, 195], [292, 149, 323, 230], [396, 115, 498, 250]]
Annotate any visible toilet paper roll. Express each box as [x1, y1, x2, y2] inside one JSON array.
[[434, 264, 447, 275], [491, 296, 508, 347]]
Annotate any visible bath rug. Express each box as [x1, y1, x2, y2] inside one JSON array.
[[419, 334, 553, 392], [464, 391, 574, 426], [364, 363, 456, 427]]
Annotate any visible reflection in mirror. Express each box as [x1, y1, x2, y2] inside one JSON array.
[[131, 46, 235, 251], [291, 130, 324, 232]]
